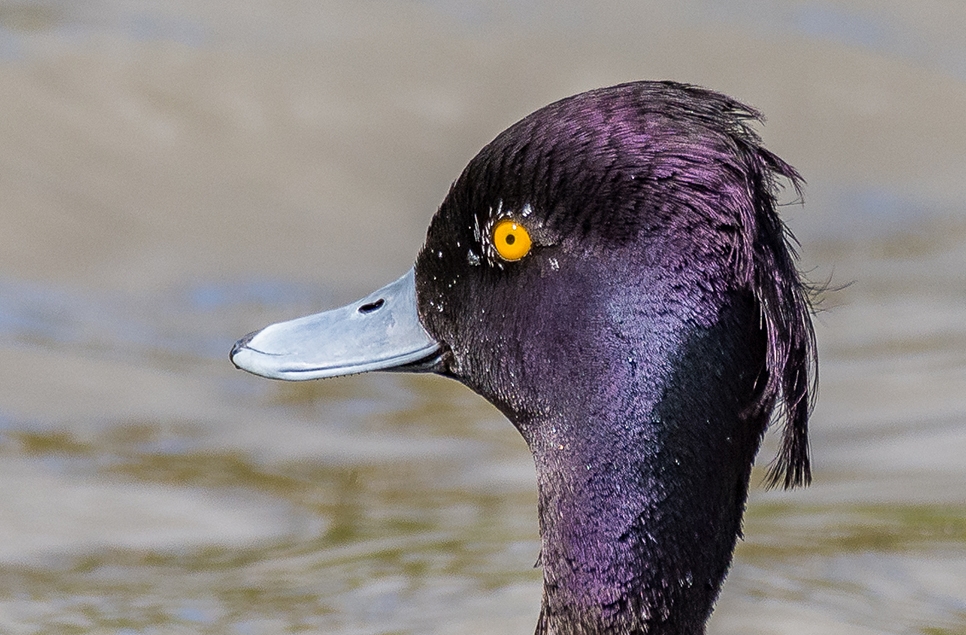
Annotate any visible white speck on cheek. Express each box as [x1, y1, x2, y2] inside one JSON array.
[[437, 250, 443, 258], [549, 257, 559, 271], [467, 250, 480, 266], [522, 203, 533, 217]]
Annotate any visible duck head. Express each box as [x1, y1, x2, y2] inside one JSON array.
[[231, 81, 816, 635]]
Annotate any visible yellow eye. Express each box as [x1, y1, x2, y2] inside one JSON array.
[[492, 219, 532, 261]]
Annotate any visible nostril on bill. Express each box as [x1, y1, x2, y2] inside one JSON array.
[[358, 298, 385, 314]]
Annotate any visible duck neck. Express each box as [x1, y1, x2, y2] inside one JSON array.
[[524, 297, 768, 635]]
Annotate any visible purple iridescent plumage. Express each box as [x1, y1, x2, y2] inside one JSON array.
[[415, 81, 817, 633]]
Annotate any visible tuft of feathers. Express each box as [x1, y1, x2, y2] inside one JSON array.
[[622, 82, 817, 489], [575, 81, 818, 489], [642, 82, 817, 489], [698, 89, 817, 490]]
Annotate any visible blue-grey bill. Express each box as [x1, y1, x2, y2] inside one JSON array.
[[230, 268, 441, 380]]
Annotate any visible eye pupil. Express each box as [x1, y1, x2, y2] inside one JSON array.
[[505, 234, 516, 245]]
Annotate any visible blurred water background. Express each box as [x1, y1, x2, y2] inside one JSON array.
[[1, 1, 965, 633]]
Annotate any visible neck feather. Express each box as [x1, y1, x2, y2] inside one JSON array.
[[528, 293, 768, 635]]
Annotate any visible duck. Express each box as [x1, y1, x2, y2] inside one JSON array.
[[230, 80, 817, 635]]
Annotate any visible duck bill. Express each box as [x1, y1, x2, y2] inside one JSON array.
[[230, 268, 442, 380]]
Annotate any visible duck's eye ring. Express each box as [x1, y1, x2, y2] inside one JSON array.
[[492, 220, 532, 261]]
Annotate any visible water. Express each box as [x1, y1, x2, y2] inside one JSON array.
[[1, 1, 965, 632]]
